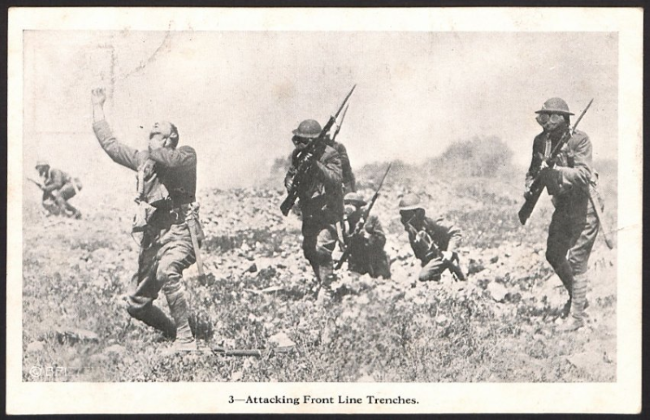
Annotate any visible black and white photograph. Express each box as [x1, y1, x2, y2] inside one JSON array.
[[6, 7, 642, 415]]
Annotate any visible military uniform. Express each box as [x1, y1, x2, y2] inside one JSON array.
[[344, 210, 391, 279], [527, 129, 600, 320], [93, 120, 199, 342], [285, 143, 344, 285], [403, 215, 462, 282], [38, 165, 82, 218], [527, 97, 601, 330]]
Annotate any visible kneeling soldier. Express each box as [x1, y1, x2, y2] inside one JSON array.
[[342, 192, 391, 278], [399, 193, 465, 282]]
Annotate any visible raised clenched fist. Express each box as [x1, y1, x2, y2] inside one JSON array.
[[91, 88, 106, 106]]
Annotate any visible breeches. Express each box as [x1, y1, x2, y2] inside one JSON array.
[[546, 193, 600, 275], [52, 183, 77, 201], [127, 223, 196, 314], [302, 219, 337, 265]]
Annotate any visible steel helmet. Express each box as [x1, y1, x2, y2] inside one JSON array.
[[399, 193, 423, 211], [535, 98, 574, 115], [292, 119, 322, 139], [344, 192, 366, 205], [35, 159, 50, 169]]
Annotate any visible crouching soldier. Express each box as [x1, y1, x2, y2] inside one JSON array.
[[34, 160, 82, 218], [399, 193, 465, 282], [91, 87, 203, 352], [285, 119, 344, 290], [341, 192, 391, 278]]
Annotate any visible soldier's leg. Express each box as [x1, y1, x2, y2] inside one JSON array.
[[546, 207, 574, 298], [418, 257, 445, 282], [563, 196, 599, 327], [157, 233, 196, 346], [314, 225, 337, 287], [302, 222, 321, 281], [54, 184, 81, 218], [125, 242, 176, 338]]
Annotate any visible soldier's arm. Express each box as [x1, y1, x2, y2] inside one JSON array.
[[551, 133, 593, 190], [148, 146, 197, 169], [525, 136, 544, 189], [313, 149, 343, 189], [92, 120, 142, 171], [42, 169, 64, 193], [91, 89, 142, 171], [435, 218, 462, 254]]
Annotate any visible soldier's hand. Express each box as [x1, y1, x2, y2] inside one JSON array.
[[91, 88, 106, 106]]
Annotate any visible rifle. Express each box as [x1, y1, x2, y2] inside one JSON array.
[[335, 163, 392, 270], [280, 85, 357, 216], [404, 217, 467, 281], [27, 177, 44, 189], [331, 104, 349, 144], [518, 99, 594, 225], [27, 177, 54, 199]]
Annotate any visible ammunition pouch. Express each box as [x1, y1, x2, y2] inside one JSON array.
[[132, 201, 158, 233]]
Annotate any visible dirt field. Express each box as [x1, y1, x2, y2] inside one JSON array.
[[22, 160, 617, 382]]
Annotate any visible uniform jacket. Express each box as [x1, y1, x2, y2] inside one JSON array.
[[526, 129, 594, 199], [41, 168, 73, 193], [403, 216, 462, 263], [93, 120, 197, 207], [285, 144, 344, 224]]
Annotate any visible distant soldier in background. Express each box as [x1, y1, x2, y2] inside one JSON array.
[[91, 87, 204, 352], [32, 160, 83, 219], [399, 193, 465, 283], [342, 192, 391, 278], [526, 97, 601, 332], [285, 119, 344, 291]]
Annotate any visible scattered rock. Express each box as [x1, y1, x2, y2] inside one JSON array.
[[269, 332, 295, 351], [487, 282, 508, 302], [104, 344, 126, 355], [26, 341, 45, 353]]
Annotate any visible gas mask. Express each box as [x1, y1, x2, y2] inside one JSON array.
[[536, 112, 568, 135]]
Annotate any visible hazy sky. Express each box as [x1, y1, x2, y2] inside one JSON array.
[[23, 30, 617, 190]]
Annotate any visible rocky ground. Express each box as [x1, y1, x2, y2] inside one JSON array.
[[22, 161, 617, 382]]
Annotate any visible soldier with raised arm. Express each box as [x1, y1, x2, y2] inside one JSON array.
[[526, 97, 601, 332], [91, 87, 203, 352]]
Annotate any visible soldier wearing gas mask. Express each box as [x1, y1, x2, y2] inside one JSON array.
[[526, 97, 602, 332]]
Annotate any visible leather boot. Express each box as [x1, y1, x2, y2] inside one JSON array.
[[165, 288, 196, 352], [127, 304, 177, 339], [558, 272, 588, 332]]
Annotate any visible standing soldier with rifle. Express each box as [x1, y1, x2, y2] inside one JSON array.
[[31, 160, 83, 219], [399, 193, 465, 283], [521, 97, 605, 332], [90, 87, 205, 352], [338, 192, 391, 279], [282, 86, 355, 295]]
